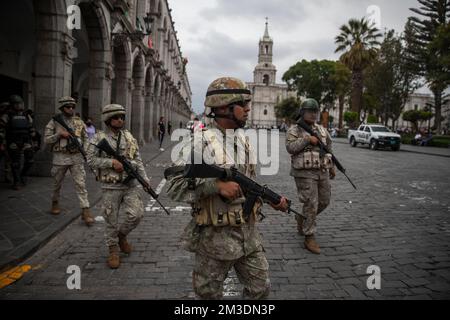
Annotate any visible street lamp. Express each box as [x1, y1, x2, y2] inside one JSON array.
[[112, 13, 154, 45]]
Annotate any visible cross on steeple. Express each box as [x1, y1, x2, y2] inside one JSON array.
[[264, 17, 270, 39]]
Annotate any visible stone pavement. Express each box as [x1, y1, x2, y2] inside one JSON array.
[[0, 137, 173, 272], [1, 132, 449, 299]]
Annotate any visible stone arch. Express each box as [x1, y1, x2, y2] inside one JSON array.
[[71, 0, 111, 125], [131, 54, 145, 143], [144, 64, 154, 142], [111, 34, 132, 128], [20, 0, 71, 176]]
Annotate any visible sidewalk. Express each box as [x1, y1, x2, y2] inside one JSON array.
[[0, 136, 175, 272], [332, 137, 450, 158]]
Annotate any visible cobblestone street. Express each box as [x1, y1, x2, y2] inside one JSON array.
[[1, 135, 449, 300]]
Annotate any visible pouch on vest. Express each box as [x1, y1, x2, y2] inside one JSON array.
[[322, 154, 333, 169], [303, 152, 313, 169], [311, 151, 321, 169]]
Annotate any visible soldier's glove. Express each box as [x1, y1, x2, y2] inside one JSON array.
[[329, 167, 336, 180]]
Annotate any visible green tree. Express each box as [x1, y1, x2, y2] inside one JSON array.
[[367, 114, 379, 124], [335, 17, 382, 122], [282, 59, 338, 108], [407, 0, 450, 133], [344, 111, 359, 127], [403, 109, 434, 132], [364, 29, 421, 128], [275, 97, 301, 123]]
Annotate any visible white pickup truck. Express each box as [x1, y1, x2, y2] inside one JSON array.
[[348, 124, 401, 151]]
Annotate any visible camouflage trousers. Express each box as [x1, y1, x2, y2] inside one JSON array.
[[193, 248, 270, 300], [51, 164, 89, 209], [101, 187, 143, 247], [294, 171, 331, 236]]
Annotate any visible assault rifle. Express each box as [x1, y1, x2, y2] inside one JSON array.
[[297, 119, 357, 190], [94, 138, 170, 215]]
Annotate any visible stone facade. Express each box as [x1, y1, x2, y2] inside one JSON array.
[[246, 20, 294, 129], [0, 0, 192, 175]]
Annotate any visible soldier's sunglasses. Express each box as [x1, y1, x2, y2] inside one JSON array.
[[231, 101, 250, 108], [64, 105, 76, 109], [111, 114, 125, 120]]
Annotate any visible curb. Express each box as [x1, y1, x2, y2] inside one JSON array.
[[332, 139, 450, 158]]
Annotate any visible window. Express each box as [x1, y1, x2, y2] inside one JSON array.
[[265, 45, 269, 54], [371, 126, 390, 133], [263, 74, 269, 86], [264, 109, 268, 116], [414, 104, 418, 110], [365, 127, 371, 133]]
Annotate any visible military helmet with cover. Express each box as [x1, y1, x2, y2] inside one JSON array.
[[102, 104, 126, 123], [204, 77, 252, 108], [58, 96, 76, 110]]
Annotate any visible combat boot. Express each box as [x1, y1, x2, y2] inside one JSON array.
[[297, 216, 304, 236], [81, 208, 95, 227], [304, 235, 321, 254], [118, 232, 132, 254], [108, 245, 120, 269], [51, 201, 61, 215]]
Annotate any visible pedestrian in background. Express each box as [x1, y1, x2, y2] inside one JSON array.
[[167, 121, 172, 135], [158, 116, 165, 151], [85, 117, 96, 140]]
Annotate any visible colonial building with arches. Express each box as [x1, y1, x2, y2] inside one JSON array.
[[0, 0, 192, 174]]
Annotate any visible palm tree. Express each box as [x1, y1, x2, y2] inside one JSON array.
[[335, 17, 382, 125]]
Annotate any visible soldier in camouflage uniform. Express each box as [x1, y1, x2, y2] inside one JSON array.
[[0, 95, 38, 190], [286, 98, 336, 254], [44, 96, 95, 226], [166, 77, 288, 299], [86, 104, 150, 269]]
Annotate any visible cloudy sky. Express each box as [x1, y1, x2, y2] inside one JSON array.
[[170, 0, 421, 114]]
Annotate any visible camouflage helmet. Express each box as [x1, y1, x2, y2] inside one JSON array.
[[204, 77, 252, 108], [9, 95, 24, 105], [58, 96, 76, 110], [102, 104, 126, 123]]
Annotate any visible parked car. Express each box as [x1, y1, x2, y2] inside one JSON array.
[[348, 124, 401, 151]]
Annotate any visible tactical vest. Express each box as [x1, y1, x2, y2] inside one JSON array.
[[52, 117, 85, 153], [96, 130, 139, 184], [7, 114, 31, 145], [192, 128, 261, 227], [291, 124, 333, 170]]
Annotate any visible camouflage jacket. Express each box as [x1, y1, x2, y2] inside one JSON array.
[[286, 123, 334, 178], [44, 114, 87, 165], [166, 121, 264, 261], [86, 128, 149, 190]]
